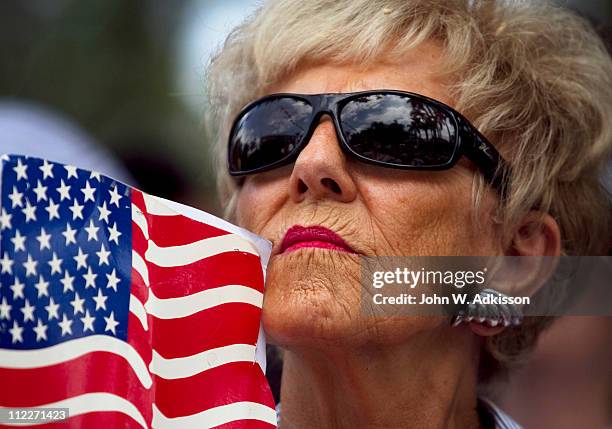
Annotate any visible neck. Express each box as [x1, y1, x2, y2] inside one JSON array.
[[278, 325, 483, 429]]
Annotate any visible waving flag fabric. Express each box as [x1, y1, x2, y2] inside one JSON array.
[[0, 154, 276, 428]]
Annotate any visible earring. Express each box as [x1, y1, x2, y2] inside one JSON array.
[[451, 288, 523, 327]]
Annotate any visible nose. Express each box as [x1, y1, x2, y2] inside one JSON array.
[[288, 118, 358, 203]]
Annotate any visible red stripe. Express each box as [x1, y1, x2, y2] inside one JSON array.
[[151, 303, 261, 358], [130, 268, 149, 304], [153, 362, 275, 418], [144, 214, 230, 247], [146, 252, 265, 298], [132, 219, 147, 257], [214, 421, 278, 429]]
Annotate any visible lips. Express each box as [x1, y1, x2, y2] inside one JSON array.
[[280, 225, 356, 254]]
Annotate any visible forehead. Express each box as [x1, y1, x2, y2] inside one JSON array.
[[267, 41, 453, 107]]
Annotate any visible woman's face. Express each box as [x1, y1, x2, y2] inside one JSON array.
[[235, 43, 501, 349]]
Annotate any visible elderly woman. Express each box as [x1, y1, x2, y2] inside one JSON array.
[[206, 0, 612, 428]]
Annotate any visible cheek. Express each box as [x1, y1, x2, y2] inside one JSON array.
[[235, 178, 287, 235]]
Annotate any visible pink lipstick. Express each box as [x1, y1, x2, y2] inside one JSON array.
[[280, 225, 356, 254]]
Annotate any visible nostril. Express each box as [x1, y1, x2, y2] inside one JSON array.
[[321, 178, 341, 194], [297, 180, 308, 193]]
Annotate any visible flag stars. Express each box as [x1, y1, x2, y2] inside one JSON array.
[[98, 202, 111, 224], [33, 319, 48, 341], [10, 278, 25, 300], [20, 299, 36, 322], [62, 223, 77, 246], [48, 252, 63, 275], [60, 271, 75, 293], [22, 200, 37, 223], [45, 198, 60, 220], [9, 320, 24, 343], [23, 254, 38, 277], [74, 247, 88, 270], [81, 180, 96, 202], [11, 230, 26, 252], [0, 297, 11, 320], [81, 309, 96, 332], [109, 186, 122, 207], [0, 208, 12, 230], [45, 297, 60, 320], [65, 165, 79, 179], [13, 158, 28, 180], [33, 180, 48, 202], [85, 219, 99, 241], [108, 222, 122, 245], [0, 253, 14, 274], [104, 311, 119, 335], [34, 275, 50, 298], [93, 288, 108, 311], [39, 159, 54, 179], [36, 227, 52, 250], [8, 186, 23, 208], [70, 292, 85, 315], [83, 266, 98, 289], [58, 313, 73, 336], [68, 199, 84, 220], [96, 244, 111, 266], [57, 179, 71, 201], [106, 269, 120, 291]]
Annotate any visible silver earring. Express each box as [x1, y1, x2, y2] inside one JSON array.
[[451, 288, 523, 327]]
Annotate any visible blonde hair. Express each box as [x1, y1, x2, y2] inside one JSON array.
[[206, 0, 612, 380]]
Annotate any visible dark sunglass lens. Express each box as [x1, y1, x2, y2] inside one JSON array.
[[340, 94, 458, 167], [229, 97, 313, 173]]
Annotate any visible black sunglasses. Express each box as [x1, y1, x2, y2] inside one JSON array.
[[228, 90, 508, 195]]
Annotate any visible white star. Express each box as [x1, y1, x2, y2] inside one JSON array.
[[106, 268, 121, 291], [81, 180, 96, 202], [84, 219, 99, 241], [10, 230, 26, 252], [58, 313, 73, 336], [45, 198, 60, 220], [36, 227, 52, 250], [13, 158, 28, 180], [45, 297, 60, 320], [93, 288, 108, 310], [23, 253, 38, 277], [109, 186, 122, 207], [83, 266, 97, 288], [108, 222, 122, 245], [0, 208, 12, 230], [9, 320, 23, 343], [22, 200, 37, 223], [48, 252, 63, 275], [0, 297, 12, 319], [62, 223, 77, 245], [90, 171, 101, 181], [34, 275, 49, 297], [57, 179, 71, 201], [8, 186, 23, 208], [74, 247, 88, 270], [33, 319, 48, 341], [104, 311, 119, 335], [96, 244, 111, 266], [60, 270, 75, 292], [68, 199, 84, 220], [70, 292, 85, 315], [80, 309, 96, 332], [0, 253, 14, 274], [20, 299, 36, 322], [39, 159, 54, 179], [33, 180, 48, 202], [65, 164, 79, 179], [98, 201, 111, 224], [9, 278, 25, 300]]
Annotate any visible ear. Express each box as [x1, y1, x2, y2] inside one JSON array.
[[469, 212, 561, 337]]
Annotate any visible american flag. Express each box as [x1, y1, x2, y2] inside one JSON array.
[[0, 154, 277, 428]]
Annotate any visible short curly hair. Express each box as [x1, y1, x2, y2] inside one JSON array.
[[205, 0, 612, 382]]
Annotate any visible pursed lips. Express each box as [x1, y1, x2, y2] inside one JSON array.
[[279, 225, 357, 254]]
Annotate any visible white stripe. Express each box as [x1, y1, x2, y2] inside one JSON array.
[[132, 250, 150, 286], [149, 343, 256, 380], [129, 294, 148, 331], [152, 401, 277, 429], [0, 393, 148, 428], [145, 285, 263, 319], [131, 203, 149, 240], [145, 234, 260, 268], [142, 192, 177, 216], [0, 335, 152, 389]]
